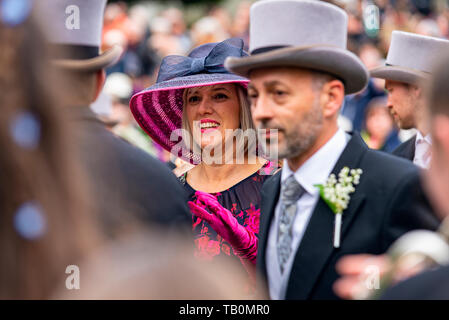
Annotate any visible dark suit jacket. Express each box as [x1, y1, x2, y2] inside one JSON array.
[[257, 132, 440, 300], [392, 135, 416, 161], [71, 107, 191, 238], [381, 264, 449, 300]]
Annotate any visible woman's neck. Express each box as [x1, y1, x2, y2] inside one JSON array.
[[187, 156, 267, 193], [199, 162, 245, 184]]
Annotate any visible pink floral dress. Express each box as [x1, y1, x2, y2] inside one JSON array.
[[180, 161, 279, 284]]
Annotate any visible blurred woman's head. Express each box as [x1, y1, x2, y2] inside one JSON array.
[[191, 16, 230, 47], [365, 97, 394, 140], [0, 7, 99, 299]]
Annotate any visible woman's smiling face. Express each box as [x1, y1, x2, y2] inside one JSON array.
[[185, 84, 241, 151]]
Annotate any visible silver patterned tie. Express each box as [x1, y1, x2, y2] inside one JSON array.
[[277, 174, 305, 274]]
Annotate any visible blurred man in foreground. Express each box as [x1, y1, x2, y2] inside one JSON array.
[[35, 0, 191, 237]]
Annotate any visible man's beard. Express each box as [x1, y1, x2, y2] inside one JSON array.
[[258, 98, 324, 160]]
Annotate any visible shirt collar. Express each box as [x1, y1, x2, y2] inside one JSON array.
[[416, 131, 432, 145], [281, 128, 349, 196]]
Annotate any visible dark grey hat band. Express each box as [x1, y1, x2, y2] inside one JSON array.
[[251, 45, 289, 55], [385, 63, 431, 74], [50, 44, 100, 60]]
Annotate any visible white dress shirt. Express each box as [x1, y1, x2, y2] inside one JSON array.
[[413, 131, 432, 169], [266, 128, 349, 300]]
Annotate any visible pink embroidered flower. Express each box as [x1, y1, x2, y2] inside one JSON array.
[[236, 208, 244, 219], [205, 240, 221, 256], [194, 236, 221, 260], [192, 216, 202, 229], [244, 205, 260, 234], [259, 160, 277, 176], [200, 222, 209, 235], [222, 243, 231, 256]]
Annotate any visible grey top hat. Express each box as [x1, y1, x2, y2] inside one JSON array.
[[370, 31, 449, 85], [34, 0, 122, 71], [225, 0, 368, 94]]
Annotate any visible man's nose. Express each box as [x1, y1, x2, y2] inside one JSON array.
[[386, 93, 393, 110], [252, 94, 274, 123]]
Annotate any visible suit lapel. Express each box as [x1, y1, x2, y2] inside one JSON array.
[[407, 135, 417, 161], [285, 132, 367, 299], [257, 171, 281, 279], [395, 135, 416, 161]]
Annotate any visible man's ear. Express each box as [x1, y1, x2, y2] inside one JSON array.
[[411, 84, 423, 99], [321, 79, 344, 118], [92, 69, 106, 103]]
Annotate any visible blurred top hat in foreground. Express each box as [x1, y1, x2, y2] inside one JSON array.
[[35, 0, 122, 71]]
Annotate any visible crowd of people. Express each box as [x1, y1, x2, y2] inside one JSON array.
[[2, 0, 449, 301], [97, 0, 449, 161]]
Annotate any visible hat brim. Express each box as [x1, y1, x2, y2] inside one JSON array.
[[52, 45, 123, 71], [225, 45, 368, 94], [370, 65, 429, 85], [129, 73, 249, 164]]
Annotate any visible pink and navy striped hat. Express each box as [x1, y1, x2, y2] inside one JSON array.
[[129, 38, 249, 164]]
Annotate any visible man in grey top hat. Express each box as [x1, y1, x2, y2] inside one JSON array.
[[226, 0, 439, 300], [370, 31, 449, 169], [34, 0, 191, 237]]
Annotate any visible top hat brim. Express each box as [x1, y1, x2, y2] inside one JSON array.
[[370, 65, 429, 85], [52, 45, 123, 72], [225, 45, 368, 94]]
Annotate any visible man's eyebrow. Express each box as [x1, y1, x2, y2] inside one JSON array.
[[263, 80, 286, 88], [248, 83, 256, 90], [248, 80, 285, 89]]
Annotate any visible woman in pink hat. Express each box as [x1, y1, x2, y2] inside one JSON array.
[[130, 38, 278, 291]]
